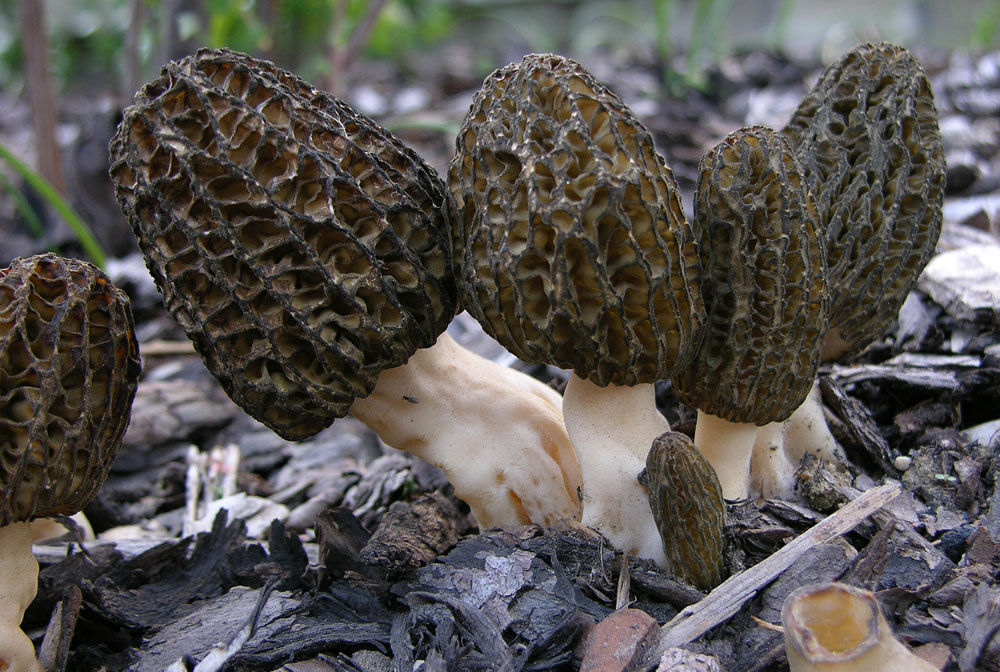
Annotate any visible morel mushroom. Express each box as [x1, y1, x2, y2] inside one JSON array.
[[110, 48, 581, 529], [673, 126, 828, 500], [0, 254, 141, 672], [782, 42, 945, 360], [449, 53, 703, 564], [642, 431, 724, 590], [782, 582, 937, 672], [766, 43, 946, 482]]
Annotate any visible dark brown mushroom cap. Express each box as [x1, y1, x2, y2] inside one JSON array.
[[674, 126, 828, 425], [0, 254, 141, 526], [109, 48, 457, 441], [448, 53, 703, 386], [781, 42, 945, 356], [643, 431, 724, 590]]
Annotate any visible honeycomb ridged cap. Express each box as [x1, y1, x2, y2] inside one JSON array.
[[0, 254, 141, 526], [781, 42, 945, 356], [644, 431, 724, 590], [448, 53, 703, 387], [674, 126, 829, 425], [110, 48, 457, 441]]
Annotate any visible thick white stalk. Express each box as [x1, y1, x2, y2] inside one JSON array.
[[750, 422, 800, 501], [561, 373, 669, 567], [782, 381, 848, 467], [350, 332, 582, 530], [0, 522, 43, 672], [693, 410, 758, 500]]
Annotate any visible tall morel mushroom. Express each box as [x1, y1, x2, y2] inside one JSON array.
[[673, 126, 829, 500], [449, 53, 703, 564], [782, 41, 945, 360], [765, 42, 946, 481], [110, 48, 581, 530], [0, 254, 141, 672]]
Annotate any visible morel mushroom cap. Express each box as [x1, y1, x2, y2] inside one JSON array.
[[449, 52, 702, 387], [642, 431, 724, 590], [449, 53, 703, 565], [110, 48, 457, 441], [674, 126, 828, 499], [781, 42, 945, 359], [0, 254, 141, 525], [0, 254, 140, 672]]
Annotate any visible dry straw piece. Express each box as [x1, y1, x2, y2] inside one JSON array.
[[781, 42, 945, 359], [110, 48, 457, 440]]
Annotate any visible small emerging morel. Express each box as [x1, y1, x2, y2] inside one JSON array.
[[642, 431, 724, 590], [0, 254, 141, 672]]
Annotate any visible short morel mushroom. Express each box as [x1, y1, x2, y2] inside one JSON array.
[[449, 53, 703, 564], [0, 254, 141, 672], [781, 41, 945, 360], [641, 431, 724, 590], [110, 48, 581, 530], [673, 126, 828, 500]]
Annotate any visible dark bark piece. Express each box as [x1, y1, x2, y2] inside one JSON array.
[[38, 584, 82, 672], [360, 491, 464, 575], [959, 582, 1000, 672], [578, 608, 658, 672], [819, 376, 898, 475], [316, 506, 375, 583]]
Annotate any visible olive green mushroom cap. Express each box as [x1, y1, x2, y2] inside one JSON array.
[[674, 126, 829, 425], [643, 431, 724, 590], [0, 254, 141, 526], [110, 48, 457, 441], [449, 53, 703, 387], [781, 42, 945, 358]]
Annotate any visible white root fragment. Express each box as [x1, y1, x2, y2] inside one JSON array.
[[0, 522, 44, 672], [562, 374, 669, 567], [782, 582, 937, 672], [350, 332, 582, 530]]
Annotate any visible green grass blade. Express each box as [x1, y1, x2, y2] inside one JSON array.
[[0, 142, 107, 269], [0, 170, 45, 239]]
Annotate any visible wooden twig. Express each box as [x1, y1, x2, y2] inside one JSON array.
[[19, 0, 66, 195], [640, 481, 902, 668], [139, 339, 196, 357]]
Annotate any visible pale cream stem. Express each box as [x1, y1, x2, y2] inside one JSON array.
[[0, 521, 44, 672], [561, 373, 669, 567], [349, 332, 582, 530], [693, 410, 758, 500]]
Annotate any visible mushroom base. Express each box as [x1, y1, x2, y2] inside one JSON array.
[[562, 374, 670, 567], [694, 410, 759, 500], [782, 582, 937, 672], [349, 332, 582, 530], [0, 521, 44, 672]]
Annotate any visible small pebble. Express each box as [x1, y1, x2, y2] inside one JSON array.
[[894, 455, 913, 471]]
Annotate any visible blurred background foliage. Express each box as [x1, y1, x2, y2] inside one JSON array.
[[0, 0, 997, 99]]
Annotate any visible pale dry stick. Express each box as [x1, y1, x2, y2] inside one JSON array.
[[640, 481, 902, 669]]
